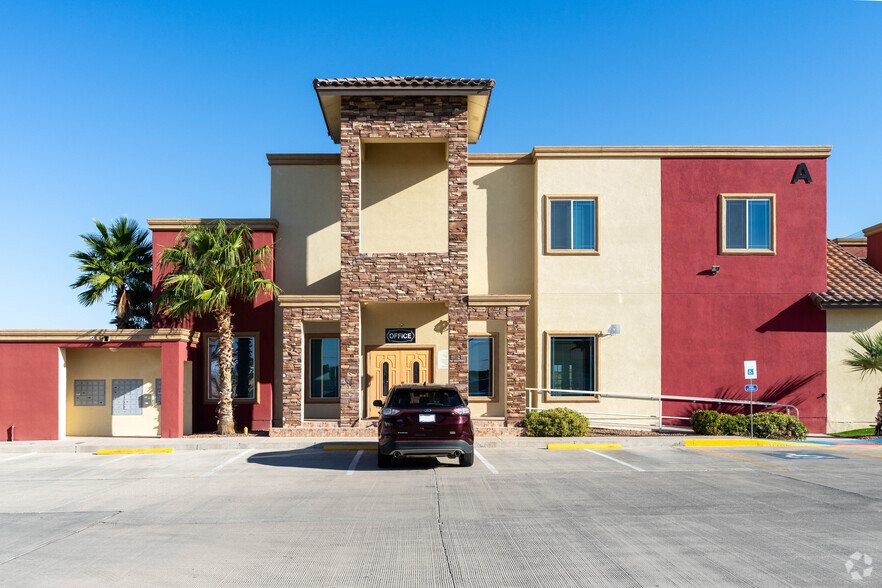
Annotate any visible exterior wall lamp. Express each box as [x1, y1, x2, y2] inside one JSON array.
[[710, 265, 721, 276]]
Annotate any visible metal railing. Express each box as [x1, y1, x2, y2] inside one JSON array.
[[526, 388, 800, 431]]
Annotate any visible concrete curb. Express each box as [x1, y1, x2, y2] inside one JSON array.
[[0, 434, 849, 454]]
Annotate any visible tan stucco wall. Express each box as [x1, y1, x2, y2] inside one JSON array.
[[65, 348, 162, 437], [826, 310, 882, 433], [361, 143, 448, 254], [270, 164, 341, 295], [468, 164, 534, 295], [531, 158, 663, 427]]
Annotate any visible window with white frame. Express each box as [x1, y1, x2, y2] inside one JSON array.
[[547, 334, 597, 399], [720, 194, 775, 253], [309, 337, 340, 399], [547, 196, 598, 253], [208, 336, 256, 400], [468, 336, 494, 398]]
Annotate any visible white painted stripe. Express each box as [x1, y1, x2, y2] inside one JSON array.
[[201, 449, 253, 478], [584, 448, 645, 472], [346, 450, 364, 475], [474, 450, 498, 474], [60, 454, 134, 480], [0, 453, 36, 463]]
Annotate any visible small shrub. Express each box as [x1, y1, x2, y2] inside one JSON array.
[[751, 412, 808, 440], [524, 408, 591, 437], [691, 409, 807, 440]]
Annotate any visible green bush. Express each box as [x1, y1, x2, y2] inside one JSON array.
[[524, 408, 591, 437], [751, 412, 809, 440], [690, 410, 807, 440]]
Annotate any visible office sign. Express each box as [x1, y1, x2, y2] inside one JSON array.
[[385, 328, 416, 344]]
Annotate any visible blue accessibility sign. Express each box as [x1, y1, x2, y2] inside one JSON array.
[[745, 385, 758, 392], [764, 452, 844, 460]]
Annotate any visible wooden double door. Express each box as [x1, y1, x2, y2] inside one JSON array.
[[365, 347, 433, 418]]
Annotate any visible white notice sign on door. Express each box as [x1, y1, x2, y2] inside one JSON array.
[[437, 349, 449, 370]]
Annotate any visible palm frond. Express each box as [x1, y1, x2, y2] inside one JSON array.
[[843, 330, 882, 379]]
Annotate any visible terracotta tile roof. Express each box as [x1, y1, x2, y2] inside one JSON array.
[[313, 76, 495, 90], [812, 240, 882, 308]]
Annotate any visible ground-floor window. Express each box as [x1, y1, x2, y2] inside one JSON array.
[[547, 333, 597, 398], [208, 336, 256, 400], [309, 337, 340, 399], [468, 336, 494, 398]]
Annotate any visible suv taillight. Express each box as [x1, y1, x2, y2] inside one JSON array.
[[452, 406, 470, 415], [381, 408, 401, 416]]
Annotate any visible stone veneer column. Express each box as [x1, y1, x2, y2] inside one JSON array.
[[281, 307, 303, 427], [336, 95, 470, 425], [505, 306, 528, 424]]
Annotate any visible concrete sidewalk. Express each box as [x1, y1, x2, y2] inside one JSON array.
[[0, 432, 853, 454]]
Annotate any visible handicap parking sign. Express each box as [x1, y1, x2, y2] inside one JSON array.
[[765, 452, 844, 460]]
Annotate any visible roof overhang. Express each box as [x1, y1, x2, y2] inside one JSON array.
[[810, 292, 882, 310], [314, 79, 494, 145]]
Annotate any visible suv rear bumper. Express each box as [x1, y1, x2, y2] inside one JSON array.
[[378, 439, 473, 458]]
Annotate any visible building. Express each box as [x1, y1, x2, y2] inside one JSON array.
[[3, 76, 882, 440]]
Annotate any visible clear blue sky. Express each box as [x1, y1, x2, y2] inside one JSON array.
[[1, 1, 880, 329]]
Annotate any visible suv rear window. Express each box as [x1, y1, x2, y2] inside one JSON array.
[[389, 388, 463, 409]]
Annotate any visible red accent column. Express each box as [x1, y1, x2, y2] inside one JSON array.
[[160, 341, 186, 438]]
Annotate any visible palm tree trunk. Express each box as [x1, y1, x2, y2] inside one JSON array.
[[115, 287, 129, 329], [215, 306, 236, 435], [876, 387, 882, 437]]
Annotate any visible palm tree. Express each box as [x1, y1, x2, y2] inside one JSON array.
[[843, 330, 882, 435], [70, 217, 153, 328], [156, 220, 279, 435]]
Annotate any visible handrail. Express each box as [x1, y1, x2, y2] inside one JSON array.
[[525, 388, 800, 428]]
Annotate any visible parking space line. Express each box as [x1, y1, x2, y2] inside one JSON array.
[[0, 453, 36, 463], [584, 449, 645, 472], [346, 450, 363, 475], [201, 449, 253, 477], [689, 447, 787, 470], [60, 454, 134, 479], [474, 450, 498, 474]]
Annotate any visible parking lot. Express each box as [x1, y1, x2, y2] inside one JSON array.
[[2, 442, 882, 587]]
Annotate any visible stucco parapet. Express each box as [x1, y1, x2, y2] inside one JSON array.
[[834, 237, 868, 247], [0, 329, 200, 344], [531, 145, 832, 159], [864, 223, 882, 237], [266, 154, 341, 166], [467, 294, 531, 307], [278, 295, 341, 308], [147, 218, 280, 232], [468, 153, 532, 165]]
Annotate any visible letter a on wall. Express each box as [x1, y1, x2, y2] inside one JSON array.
[[791, 163, 813, 184]]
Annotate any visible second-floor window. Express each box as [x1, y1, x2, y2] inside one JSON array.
[[720, 194, 775, 254], [547, 196, 599, 253]]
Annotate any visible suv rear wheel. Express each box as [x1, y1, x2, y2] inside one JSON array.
[[459, 451, 474, 467]]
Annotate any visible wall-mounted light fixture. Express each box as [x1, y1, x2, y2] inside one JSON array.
[[710, 265, 720, 276], [606, 324, 621, 336]]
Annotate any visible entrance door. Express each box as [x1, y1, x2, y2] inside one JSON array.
[[366, 348, 433, 417]]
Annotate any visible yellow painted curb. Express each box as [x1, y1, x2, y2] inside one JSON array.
[[322, 445, 377, 451], [685, 439, 814, 448], [96, 448, 174, 455], [547, 443, 623, 450]]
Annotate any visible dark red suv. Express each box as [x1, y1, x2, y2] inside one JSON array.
[[374, 384, 474, 467]]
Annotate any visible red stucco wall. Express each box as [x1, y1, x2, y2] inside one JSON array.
[[0, 343, 60, 441], [661, 158, 828, 433], [866, 231, 882, 273], [151, 227, 276, 433]]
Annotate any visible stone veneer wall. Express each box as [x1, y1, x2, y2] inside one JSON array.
[[468, 305, 528, 424], [338, 96, 470, 426], [281, 306, 341, 427]]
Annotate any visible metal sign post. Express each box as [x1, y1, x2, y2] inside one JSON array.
[[744, 361, 757, 439]]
